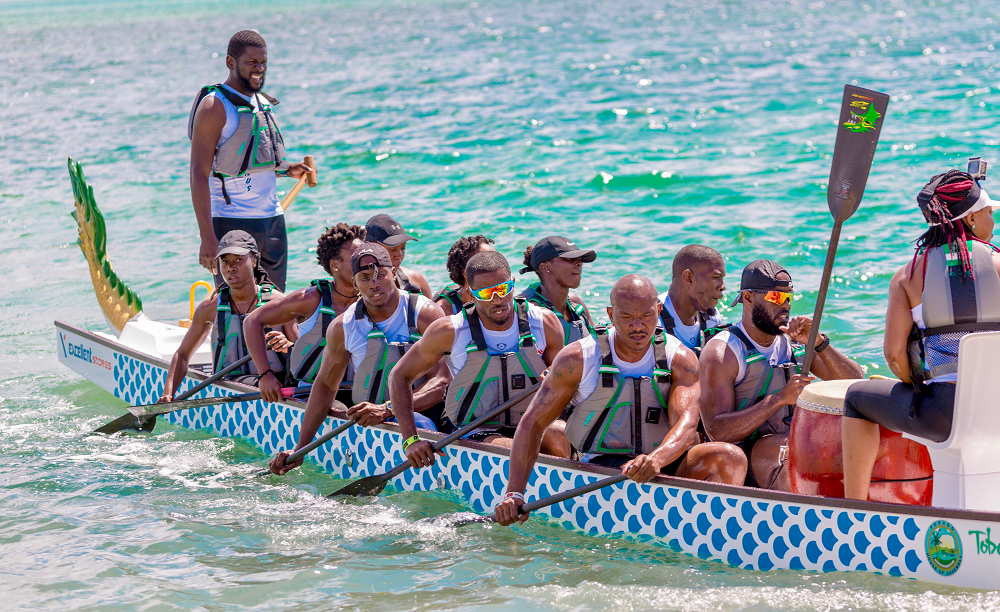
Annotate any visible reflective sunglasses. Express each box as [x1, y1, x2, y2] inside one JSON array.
[[471, 279, 515, 301], [759, 290, 793, 305]]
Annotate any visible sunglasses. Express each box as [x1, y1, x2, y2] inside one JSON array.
[[471, 279, 515, 301], [759, 290, 793, 305]]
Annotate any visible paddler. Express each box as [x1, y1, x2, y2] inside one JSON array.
[[494, 274, 747, 526], [188, 29, 313, 292], [699, 260, 863, 491], [659, 245, 729, 355], [842, 170, 1000, 500], [243, 223, 365, 402], [364, 214, 433, 298], [158, 231, 295, 401], [434, 235, 496, 315], [268, 243, 451, 475], [388, 250, 569, 467], [518, 236, 598, 344]]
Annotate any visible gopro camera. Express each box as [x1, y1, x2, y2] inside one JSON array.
[[968, 156, 988, 181]]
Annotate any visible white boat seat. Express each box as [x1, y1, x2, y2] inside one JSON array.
[[904, 331, 1000, 511]]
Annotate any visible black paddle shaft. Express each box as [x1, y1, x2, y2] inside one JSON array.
[[802, 85, 889, 374], [256, 417, 356, 477], [326, 382, 541, 497]]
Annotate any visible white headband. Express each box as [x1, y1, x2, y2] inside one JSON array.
[[929, 188, 994, 225]]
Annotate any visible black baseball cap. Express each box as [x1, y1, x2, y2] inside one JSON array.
[[350, 242, 394, 276], [217, 230, 259, 258], [729, 259, 793, 307], [519, 236, 597, 274], [365, 214, 416, 247]]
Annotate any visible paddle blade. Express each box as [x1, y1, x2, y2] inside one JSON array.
[[325, 474, 389, 498], [827, 85, 890, 222], [91, 413, 156, 435]]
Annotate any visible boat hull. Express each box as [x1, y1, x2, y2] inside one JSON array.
[[55, 320, 1000, 590]]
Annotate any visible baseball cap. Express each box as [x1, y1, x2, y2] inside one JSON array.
[[519, 236, 597, 274], [729, 259, 794, 307], [217, 230, 259, 258], [350, 242, 394, 276], [365, 214, 416, 247]]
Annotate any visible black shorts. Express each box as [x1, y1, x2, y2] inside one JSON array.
[[213, 215, 288, 292], [588, 449, 689, 477], [843, 378, 955, 443]]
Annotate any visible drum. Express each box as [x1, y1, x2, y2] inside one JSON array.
[[788, 379, 933, 506]]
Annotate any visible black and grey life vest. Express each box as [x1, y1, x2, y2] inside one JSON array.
[[188, 84, 289, 205], [521, 282, 595, 345], [908, 240, 1000, 383], [659, 306, 730, 356], [564, 327, 673, 456], [434, 283, 465, 314], [445, 299, 546, 429], [352, 292, 422, 405], [211, 284, 285, 377], [288, 280, 337, 384], [728, 327, 805, 438], [395, 268, 423, 295]]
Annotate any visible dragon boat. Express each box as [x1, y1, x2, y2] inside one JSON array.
[[57, 159, 1000, 590]]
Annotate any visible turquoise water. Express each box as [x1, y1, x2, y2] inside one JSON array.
[[3, 0, 1000, 608]]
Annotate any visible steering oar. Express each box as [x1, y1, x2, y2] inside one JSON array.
[[325, 382, 541, 498]]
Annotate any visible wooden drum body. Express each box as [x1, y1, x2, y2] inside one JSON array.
[[788, 379, 934, 506]]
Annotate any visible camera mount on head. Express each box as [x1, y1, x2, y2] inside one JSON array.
[[968, 156, 988, 182]]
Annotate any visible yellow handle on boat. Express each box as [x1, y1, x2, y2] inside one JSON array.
[[189, 281, 213, 319]]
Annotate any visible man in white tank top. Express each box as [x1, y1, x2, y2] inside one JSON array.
[[268, 243, 451, 475], [658, 244, 728, 353], [189, 30, 312, 292]]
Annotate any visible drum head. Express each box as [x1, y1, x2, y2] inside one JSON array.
[[796, 378, 859, 415]]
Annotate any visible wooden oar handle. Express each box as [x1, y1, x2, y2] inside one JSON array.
[[279, 155, 318, 211], [304, 154, 317, 187]]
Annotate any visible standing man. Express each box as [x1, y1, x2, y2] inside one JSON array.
[[494, 275, 747, 526], [519, 236, 598, 345], [268, 243, 451, 475], [188, 29, 312, 292], [364, 214, 434, 298], [659, 245, 729, 355], [244, 223, 365, 398], [699, 260, 863, 491]]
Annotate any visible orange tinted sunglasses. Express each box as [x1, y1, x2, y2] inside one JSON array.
[[761, 290, 793, 305]]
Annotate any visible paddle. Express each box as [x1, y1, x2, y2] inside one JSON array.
[[127, 385, 311, 418], [279, 155, 317, 211], [254, 415, 355, 477], [325, 382, 542, 498], [801, 85, 889, 374], [441, 473, 630, 528], [91, 354, 253, 434]]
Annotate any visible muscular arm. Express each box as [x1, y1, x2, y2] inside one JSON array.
[[699, 337, 810, 443], [388, 317, 455, 447], [189, 95, 226, 273], [410, 301, 452, 413], [884, 266, 916, 383], [293, 320, 350, 447], [160, 297, 216, 402], [244, 288, 317, 400], [645, 346, 701, 468], [539, 310, 566, 366]]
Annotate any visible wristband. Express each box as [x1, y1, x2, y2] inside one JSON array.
[[402, 435, 421, 451], [505, 491, 525, 503], [261, 369, 275, 379], [815, 333, 831, 353]]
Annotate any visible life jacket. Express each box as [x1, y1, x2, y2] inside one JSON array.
[[727, 326, 805, 438], [434, 283, 465, 314], [352, 292, 422, 405], [188, 84, 289, 206], [521, 282, 595, 344], [395, 268, 423, 295], [908, 240, 1000, 383], [288, 280, 337, 384], [211, 284, 285, 377], [444, 298, 547, 429], [565, 327, 674, 456], [658, 305, 730, 356]]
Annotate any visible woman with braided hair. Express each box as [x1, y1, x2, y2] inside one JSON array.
[[842, 170, 1000, 501]]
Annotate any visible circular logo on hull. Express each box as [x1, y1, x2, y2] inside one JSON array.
[[925, 520, 962, 576]]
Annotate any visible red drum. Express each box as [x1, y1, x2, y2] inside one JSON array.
[[788, 379, 933, 506]]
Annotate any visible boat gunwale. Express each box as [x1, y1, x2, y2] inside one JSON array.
[[55, 318, 1000, 523]]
